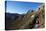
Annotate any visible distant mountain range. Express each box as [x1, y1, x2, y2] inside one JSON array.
[[5, 13, 25, 20]]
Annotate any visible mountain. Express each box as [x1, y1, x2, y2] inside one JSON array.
[[5, 13, 24, 20]]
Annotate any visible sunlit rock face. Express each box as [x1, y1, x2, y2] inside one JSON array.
[[31, 15, 35, 18]]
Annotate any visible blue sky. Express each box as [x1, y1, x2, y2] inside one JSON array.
[[6, 1, 43, 14]]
